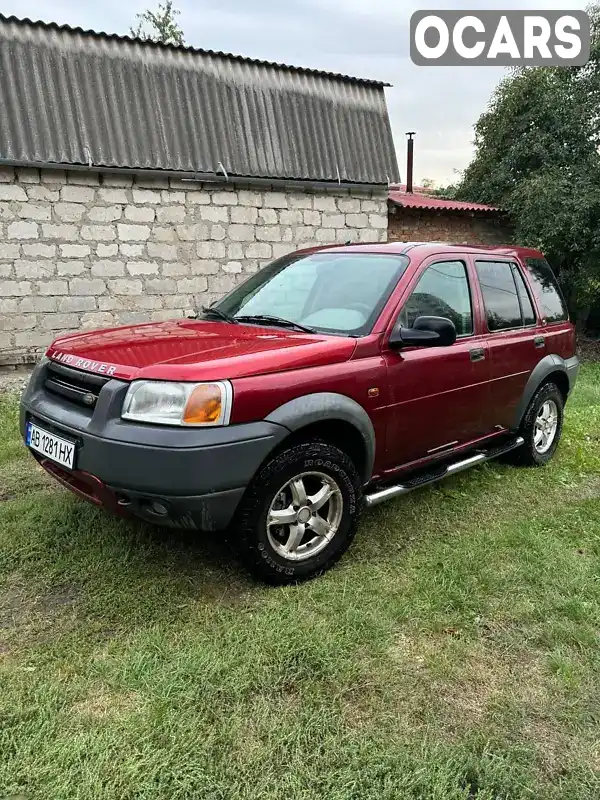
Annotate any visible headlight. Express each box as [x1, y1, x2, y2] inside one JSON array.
[[122, 380, 232, 426]]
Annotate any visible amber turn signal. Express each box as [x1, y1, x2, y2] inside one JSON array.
[[183, 383, 223, 424]]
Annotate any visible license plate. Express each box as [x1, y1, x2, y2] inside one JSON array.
[[26, 423, 76, 470]]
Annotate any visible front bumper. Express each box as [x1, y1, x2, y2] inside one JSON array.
[[20, 361, 289, 531]]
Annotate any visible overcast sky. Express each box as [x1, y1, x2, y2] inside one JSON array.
[[2, 0, 590, 184]]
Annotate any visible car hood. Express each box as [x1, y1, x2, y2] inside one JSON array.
[[47, 319, 356, 381]]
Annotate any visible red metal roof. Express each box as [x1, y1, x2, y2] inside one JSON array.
[[389, 189, 499, 213]]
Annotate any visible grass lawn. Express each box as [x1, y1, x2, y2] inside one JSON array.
[[0, 365, 599, 800]]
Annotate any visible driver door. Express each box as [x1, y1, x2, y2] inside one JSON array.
[[383, 257, 490, 470]]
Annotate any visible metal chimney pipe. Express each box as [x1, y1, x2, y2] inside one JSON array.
[[405, 132, 416, 193]]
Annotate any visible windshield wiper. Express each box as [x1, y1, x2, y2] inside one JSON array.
[[234, 314, 316, 334], [200, 305, 238, 324]]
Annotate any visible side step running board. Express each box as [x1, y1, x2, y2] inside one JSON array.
[[364, 437, 524, 508]]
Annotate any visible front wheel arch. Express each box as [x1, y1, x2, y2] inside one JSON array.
[[266, 419, 369, 486], [264, 392, 376, 484]]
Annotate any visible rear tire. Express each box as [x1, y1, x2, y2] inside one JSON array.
[[234, 440, 363, 584], [508, 381, 564, 467]]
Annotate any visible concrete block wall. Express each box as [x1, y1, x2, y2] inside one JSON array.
[[0, 166, 388, 364]]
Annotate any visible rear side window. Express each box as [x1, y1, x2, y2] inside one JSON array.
[[524, 258, 568, 323], [512, 266, 536, 326], [475, 260, 522, 331]]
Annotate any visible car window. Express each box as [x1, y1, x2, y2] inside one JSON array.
[[512, 264, 536, 326], [475, 260, 522, 331], [524, 258, 568, 323], [398, 260, 473, 336], [233, 256, 318, 322], [215, 252, 410, 336]]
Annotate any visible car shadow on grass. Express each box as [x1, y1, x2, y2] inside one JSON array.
[[133, 520, 254, 596], [0, 487, 262, 642]]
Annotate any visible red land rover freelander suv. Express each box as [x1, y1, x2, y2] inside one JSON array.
[[21, 242, 579, 583]]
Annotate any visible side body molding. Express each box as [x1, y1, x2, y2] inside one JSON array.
[[512, 353, 580, 430], [265, 392, 376, 484]]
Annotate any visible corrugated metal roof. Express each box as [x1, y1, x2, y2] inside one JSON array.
[[0, 14, 400, 186], [1, 15, 392, 88], [388, 190, 500, 213]]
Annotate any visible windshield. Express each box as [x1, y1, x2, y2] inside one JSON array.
[[212, 251, 410, 336]]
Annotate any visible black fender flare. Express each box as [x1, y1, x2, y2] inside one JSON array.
[[265, 392, 376, 484], [512, 354, 579, 430]]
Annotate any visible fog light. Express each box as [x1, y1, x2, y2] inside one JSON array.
[[150, 500, 169, 517]]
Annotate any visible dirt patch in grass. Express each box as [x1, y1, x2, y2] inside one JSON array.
[[0, 577, 80, 631], [71, 687, 141, 720], [0, 580, 31, 629], [526, 718, 571, 778], [577, 475, 600, 500], [385, 631, 600, 786], [0, 458, 53, 502], [525, 696, 600, 783], [40, 586, 80, 614], [387, 632, 551, 735]]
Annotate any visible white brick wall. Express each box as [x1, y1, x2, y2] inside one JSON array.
[[0, 165, 388, 363]]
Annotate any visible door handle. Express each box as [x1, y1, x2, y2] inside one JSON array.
[[534, 336, 546, 349], [470, 347, 485, 362]]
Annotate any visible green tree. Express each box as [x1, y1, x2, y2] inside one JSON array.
[[131, 1, 185, 46], [455, 4, 600, 329]]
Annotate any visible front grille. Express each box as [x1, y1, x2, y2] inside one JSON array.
[[44, 361, 111, 409]]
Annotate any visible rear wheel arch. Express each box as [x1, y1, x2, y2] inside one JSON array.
[[512, 355, 570, 430], [507, 380, 564, 466], [545, 370, 569, 403]]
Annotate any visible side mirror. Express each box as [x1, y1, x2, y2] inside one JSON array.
[[389, 315, 457, 349]]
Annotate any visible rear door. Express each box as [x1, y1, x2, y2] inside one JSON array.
[[522, 256, 574, 360], [383, 255, 490, 468], [471, 257, 541, 431]]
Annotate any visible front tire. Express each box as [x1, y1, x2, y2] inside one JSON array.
[[234, 441, 362, 584], [509, 381, 564, 466]]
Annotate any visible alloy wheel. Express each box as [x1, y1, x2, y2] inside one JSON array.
[[534, 399, 559, 454], [266, 471, 344, 562]]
